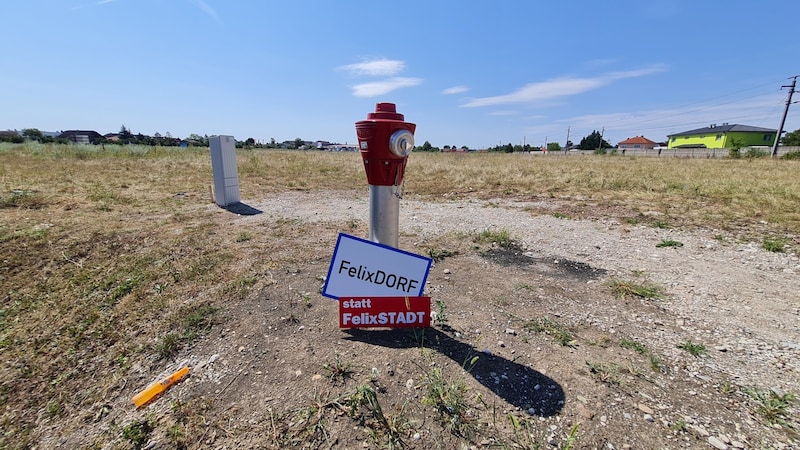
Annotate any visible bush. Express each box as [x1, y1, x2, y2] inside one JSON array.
[[744, 148, 769, 159], [781, 151, 800, 160]]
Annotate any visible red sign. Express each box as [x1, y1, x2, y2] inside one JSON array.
[[339, 296, 431, 329]]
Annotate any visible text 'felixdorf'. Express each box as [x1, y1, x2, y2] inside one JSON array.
[[337, 260, 420, 293]]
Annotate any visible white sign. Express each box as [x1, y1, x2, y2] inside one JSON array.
[[323, 233, 432, 300]]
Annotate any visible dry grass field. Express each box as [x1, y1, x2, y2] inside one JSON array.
[[1, 143, 798, 449]]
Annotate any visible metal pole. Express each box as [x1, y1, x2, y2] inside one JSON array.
[[772, 76, 797, 158], [369, 185, 399, 247]]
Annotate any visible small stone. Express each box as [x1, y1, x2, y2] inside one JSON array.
[[707, 436, 728, 450], [443, 269, 451, 274], [238, 346, 245, 352], [718, 434, 731, 444], [690, 424, 710, 437], [311, 374, 322, 382], [637, 404, 654, 415], [577, 395, 588, 404], [576, 402, 595, 419], [412, 433, 421, 440], [406, 378, 415, 390], [505, 328, 517, 335], [623, 413, 632, 420], [731, 441, 745, 449], [498, 340, 506, 347], [643, 414, 654, 422]]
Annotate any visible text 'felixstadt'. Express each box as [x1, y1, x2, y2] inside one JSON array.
[[337, 260, 420, 293]]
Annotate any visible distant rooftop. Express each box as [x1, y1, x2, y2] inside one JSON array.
[[618, 136, 656, 145], [668, 123, 776, 137]]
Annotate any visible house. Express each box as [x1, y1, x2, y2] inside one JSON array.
[[58, 130, 103, 144], [618, 136, 657, 150], [667, 124, 777, 149]]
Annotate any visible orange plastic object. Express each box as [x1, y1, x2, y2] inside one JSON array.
[[132, 366, 190, 407]]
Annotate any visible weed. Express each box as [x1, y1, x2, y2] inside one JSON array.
[[563, 423, 580, 450], [743, 387, 796, 426], [676, 340, 706, 357], [648, 354, 664, 373], [626, 218, 640, 225], [45, 398, 63, 418], [781, 150, 800, 160], [670, 419, 687, 433], [608, 279, 663, 299], [744, 148, 769, 159], [652, 220, 671, 229], [433, 299, 449, 327], [428, 248, 455, 262], [762, 236, 787, 253], [0, 190, 47, 209], [109, 277, 138, 303], [155, 333, 181, 359], [620, 338, 648, 354], [552, 212, 571, 219], [345, 384, 409, 449], [122, 418, 153, 449], [586, 361, 621, 385], [322, 354, 353, 383], [656, 239, 683, 248], [181, 305, 217, 340], [524, 317, 577, 347], [421, 365, 474, 436], [477, 228, 515, 248], [718, 381, 737, 395]]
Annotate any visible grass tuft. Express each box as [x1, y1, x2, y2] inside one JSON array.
[[676, 340, 706, 357], [524, 317, 577, 347], [762, 236, 787, 253], [608, 279, 663, 299], [656, 239, 683, 248]]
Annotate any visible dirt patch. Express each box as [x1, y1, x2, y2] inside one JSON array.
[[17, 190, 800, 449]]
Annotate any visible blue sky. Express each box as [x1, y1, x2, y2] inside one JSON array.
[[2, 0, 798, 149]]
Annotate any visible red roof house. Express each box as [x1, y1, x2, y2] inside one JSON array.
[[618, 136, 657, 150]]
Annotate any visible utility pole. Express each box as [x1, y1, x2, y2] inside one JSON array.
[[598, 127, 605, 150], [565, 127, 570, 153], [772, 75, 797, 158]]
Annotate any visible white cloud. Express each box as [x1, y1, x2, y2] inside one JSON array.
[[442, 86, 469, 95], [340, 59, 406, 77], [95, 0, 117, 4], [191, 0, 219, 22], [352, 77, 422, 97], [462, 65, 666, 108]]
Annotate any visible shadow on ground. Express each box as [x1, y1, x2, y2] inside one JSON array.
[[343, 328, 565, 417], [221, 202, 263, 216]]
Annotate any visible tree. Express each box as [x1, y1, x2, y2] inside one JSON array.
[[781, 128, 800, 146], [577, 130, 611, 150], [293, 138, 303, 149], [547, 142, 561, 152], [22, 128, 43, 141]]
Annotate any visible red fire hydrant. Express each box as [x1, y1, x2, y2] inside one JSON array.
[[355, 103, 416, 247]]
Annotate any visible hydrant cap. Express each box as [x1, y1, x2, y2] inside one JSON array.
[[367, 102, 404, 121]]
